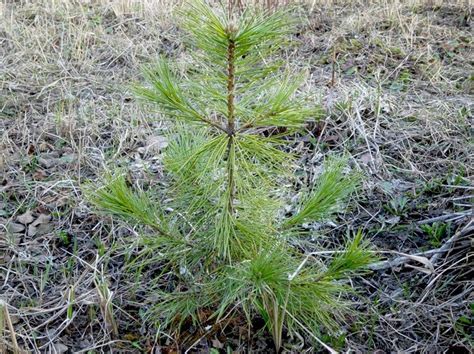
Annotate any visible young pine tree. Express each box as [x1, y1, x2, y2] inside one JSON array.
[[87, 1, 375, 350]]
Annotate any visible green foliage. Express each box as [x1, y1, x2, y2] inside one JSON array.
[[384, 195, 409, 216], [85, 174, 164, 231], [326, 230, 374, 279], [420, 222, 451, 247], [454, 303, 474, 345], [285, 157, 361, 227], [86, 0, 375, 350]]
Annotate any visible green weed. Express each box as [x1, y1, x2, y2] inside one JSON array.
[[420, 222, 451, 247]]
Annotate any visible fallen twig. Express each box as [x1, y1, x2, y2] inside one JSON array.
[[429, 220, 473, 265], [416, 211, 472, 225], [369, 220, 473, 271], [368, 250, 435, 272]]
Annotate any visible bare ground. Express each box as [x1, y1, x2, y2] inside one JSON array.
[[1, 0, 473, 352]]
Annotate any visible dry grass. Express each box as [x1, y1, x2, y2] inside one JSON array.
[[1, 0, 472, 352]]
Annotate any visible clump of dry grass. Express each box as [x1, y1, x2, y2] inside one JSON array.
[[1, 0, 472, 352]]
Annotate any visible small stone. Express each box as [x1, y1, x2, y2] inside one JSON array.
[[32, 214, 51, 226], [53, 343, 68, 353], [28, 224, 38, 237], [6, 222, 25, 234], [145, 136, 168, 154], [38, 157, 56, 168], [17, 210, 34, 225], [36, 223, 53, 236]]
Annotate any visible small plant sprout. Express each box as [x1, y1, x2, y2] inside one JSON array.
[[94, 274, 118, 338], [66, 285, 75, 321], [385, 195, 409, 216], [39, 259, 53, 301], [87, 1, 375, 350], [421, 222, 451, 247]]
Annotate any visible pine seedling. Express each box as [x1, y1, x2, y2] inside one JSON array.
[[87, 1, 375, 350]]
